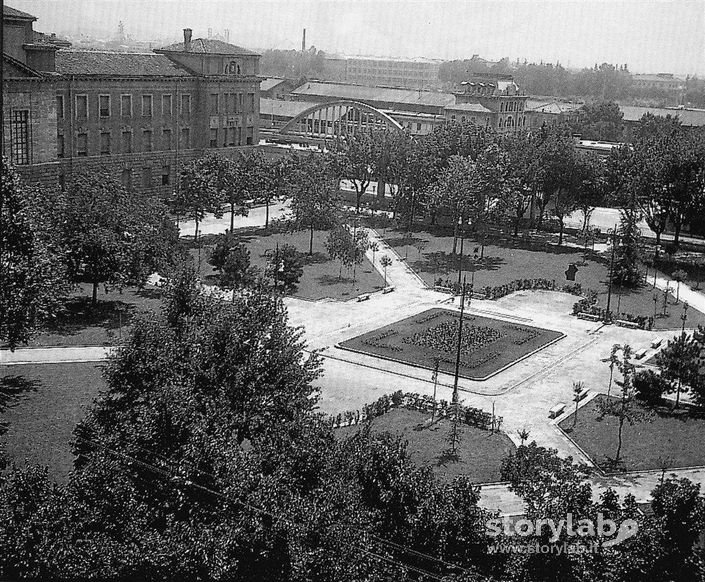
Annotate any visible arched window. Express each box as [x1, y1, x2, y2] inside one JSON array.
[[228, 61, 241, 74], [500, 102, 504, 112], [498, 118, 504, 128]]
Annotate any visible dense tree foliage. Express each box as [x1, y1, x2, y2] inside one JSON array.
[[0, 159, 69, 349], [284, 152, 341, 255], [62, 171, 179, 305]]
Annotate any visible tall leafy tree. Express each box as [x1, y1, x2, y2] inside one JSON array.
[[655, 329, 702, 408], [573, 100, 624, 141], [333, 130, 379, 213], [62, 171, 172, 305], [0, 159, 69, 349], [285, 152, 340, 255], [172, 154, 225, 241], [537, 129, 581, 244]]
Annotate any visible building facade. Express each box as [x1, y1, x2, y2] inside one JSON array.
[[452, 74, 529, 133], [3, 7, 261, 195]]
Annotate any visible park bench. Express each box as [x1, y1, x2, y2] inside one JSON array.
[[577, 312, 601, 322], [576, 388, 589, 401], [356, 294, 370, 302], [433, 286, 454, 294], [471, 291, 487, 300], [651, 338, 662, 349], [635, 348, 648, 360], [382, 286, 395, 294], [616, 319, 641, 329], [549, 402, 566, 419]]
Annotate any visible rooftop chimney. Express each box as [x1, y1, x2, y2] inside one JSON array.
[[183, 28, 192, 52]]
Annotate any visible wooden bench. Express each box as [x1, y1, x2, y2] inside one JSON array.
[[549, 402, 566, 419], [651, 338, 662, 349], [616, 319, 641, 329], [577, 312, 601, 322], [576, 389, 589, 401], [433, 286, 454, 294], [635, 348, 648, 360], [382, 286, 395, 294], [356, 294, 370, 302], [471, 292, 487, 300]]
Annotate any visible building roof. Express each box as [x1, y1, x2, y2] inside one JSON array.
[[55, 50, 190, 76], [620, 106, 705, 126], [3, 5, 36, 20], [156, 38, 258, 56], [292, 81, 456, 108], [33, 30, 71, 48], [525, 99, 582, 114], [260, 77, 290, 92], [260, 98, 318, 118], [445, 102, 493, 114]]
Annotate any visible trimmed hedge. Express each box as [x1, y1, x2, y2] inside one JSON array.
[[330, 390, 503, 432]]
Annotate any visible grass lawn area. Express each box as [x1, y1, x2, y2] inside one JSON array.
[[559, 395, 705, 472], [382, 225, 705, 331], [339, 308, 564, 380], [28, 284, 163, 347], [336, 408, 515, 483], [190, 226, 386, 301], [1, 363, 106, 480]]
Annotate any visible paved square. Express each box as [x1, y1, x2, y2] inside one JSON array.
[[339, 308, 564, 380]]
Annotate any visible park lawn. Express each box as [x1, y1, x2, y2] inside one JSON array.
[[559, 395, 705, 472], [339, 308, 564, 381], [336, 407, 515, 483], [191, 226, 386, 301], [1, 363, 106, 481], [28, 283, 163, 347], [382, 226, 705, 331]]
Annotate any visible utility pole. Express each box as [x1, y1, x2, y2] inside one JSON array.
[[452, 276, 467, 405]]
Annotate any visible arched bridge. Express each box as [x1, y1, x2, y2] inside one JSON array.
[[279, 100, 404, 138]]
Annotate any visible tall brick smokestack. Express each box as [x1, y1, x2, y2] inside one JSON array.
[[183, 28, 192, 51], [302, 28, 306, 52]]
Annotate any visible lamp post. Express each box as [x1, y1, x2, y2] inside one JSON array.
[[605, 226, 618, 322], [452, 275, 468, 406]]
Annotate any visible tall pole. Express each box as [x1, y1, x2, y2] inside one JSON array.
[[606, 227, 617, 320], [452, 276, 467, 405]]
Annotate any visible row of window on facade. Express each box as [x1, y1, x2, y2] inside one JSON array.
[[57, 91, 256, 120], [57, 125, 255, 158], [500, 101, 523, 112], [58, 127, 190, 157], [208, 92, 256, 115], [498, 116, 526, 128]]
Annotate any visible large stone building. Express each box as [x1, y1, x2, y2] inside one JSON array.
[[2, 6, 261, 195], [450, 74, 529, 133], [331, 55, 442, 89]]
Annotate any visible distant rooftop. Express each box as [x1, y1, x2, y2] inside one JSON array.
[[56, 50, 190, 76], [620, 105, 705, 126], [156, 38, 258, 56], [292, 81, 456, 108], [525, 99, 582, 114], [445, 102, 494, 114], [3, 5, 36, 20], [260, 98, 317, 118], [260, 77, 291, 92]]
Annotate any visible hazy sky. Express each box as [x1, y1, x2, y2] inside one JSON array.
[[12, 0, 705, 74]]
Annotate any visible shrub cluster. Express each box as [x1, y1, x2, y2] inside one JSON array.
[[329, 390, 502, 432]]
